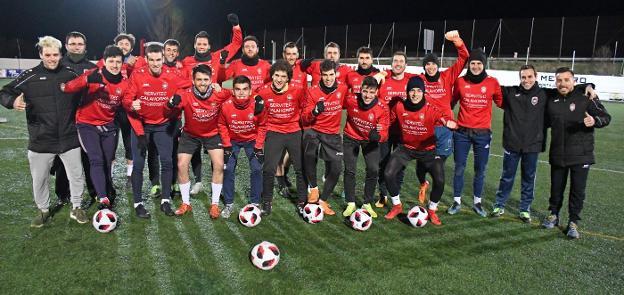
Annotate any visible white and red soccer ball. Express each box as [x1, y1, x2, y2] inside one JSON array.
[[407, 206, 429, 228], [92, 209, 118, 233], [302, 203, 324, 224], [349, 209, 372, 231], [250, 241, 280, 270], [239, 204, 262, 227]]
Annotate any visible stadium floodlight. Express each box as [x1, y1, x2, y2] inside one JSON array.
[[117, 0, 126, 34]]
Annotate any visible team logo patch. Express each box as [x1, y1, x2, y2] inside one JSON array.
[[211, 102, 216, 106], [142, 83, 150, 87], [257, 68, 262, 74], [115, 88, 122, 95], [287, 95, 293, 100], [162, 82, 168, 89], [368, 113, 374, 121], [531, 96, 538, 106], [481, 86, 487, 93], [231, 114, 237, 117], [419, 113, 425, 121], [192, 102, 199, 107], [402, 113, 408, 116], [248, 113, 254, 119], [569, 102, 575, 112], [336, 92, 341, 98]]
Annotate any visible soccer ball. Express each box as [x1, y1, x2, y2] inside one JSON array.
[[239, 204, 262, 227], [250, 241, 280, 270], [407, 206, 429, 228], [92, 209, 118, 233], [349, 209, 372, 231], [302, 203, 324, 224]]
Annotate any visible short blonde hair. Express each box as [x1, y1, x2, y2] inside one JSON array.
[[37, 36, 62, 54]]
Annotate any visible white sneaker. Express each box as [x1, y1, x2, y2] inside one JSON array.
[[190, 182, 203, 195]]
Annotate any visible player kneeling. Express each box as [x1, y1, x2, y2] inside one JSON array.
[[166, 64, 230, 218], [383, 77, 457, 225], [218, 75, 267, 218]]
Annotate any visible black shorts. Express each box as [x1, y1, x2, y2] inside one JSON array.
[[177, 132, 222, 154], [303, 129, 343, 162]]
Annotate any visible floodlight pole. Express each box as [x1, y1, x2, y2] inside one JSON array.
[[117, 0, 126, 34]]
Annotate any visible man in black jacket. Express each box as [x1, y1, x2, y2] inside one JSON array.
[[490, 65, 545, 222], [51, 31, 99, 209], [542, 67, 611, 239], [0, 36, 88, 227]]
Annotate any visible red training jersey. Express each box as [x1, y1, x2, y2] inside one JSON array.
[[452, 75, 503, 129], [256, 83, 305, 134], [224, 59, 271, 91], [181, 26, 243, 82], [170, 87, 231, 138], [218, 96, 268, 149], [343, 95, 389, 142], [301, 84, 348, 135], [306, 61, 351, 87], [391, 101, 453, 151]]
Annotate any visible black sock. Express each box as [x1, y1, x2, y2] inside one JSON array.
[[277, 176, 287, 187]]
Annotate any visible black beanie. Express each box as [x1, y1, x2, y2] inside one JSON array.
[[406, 76, 426, 96], [468, 49, 487, 66], [422, 53, 439, 68]]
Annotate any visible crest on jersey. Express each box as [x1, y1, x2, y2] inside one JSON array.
[[480, 86, 487, 93], [287, 95, 293, 100], [368, 113, 374, 121], [402, 113, 408, 116], [211, 102, 217, 107], [336, 92, 341, 98], [531, 96, 538, 106], [419, 113, 425, 121], [115, 88, 122, 95], [248, 113, 254, 119], [569, 102, 575, 112], [257, 68, 262, 74], [231, 114, 237, 117], [192, 102, 199, 107], [162, 82, 168, 89]]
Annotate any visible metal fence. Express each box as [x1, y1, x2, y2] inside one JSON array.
[[247, 15, 624, 74]]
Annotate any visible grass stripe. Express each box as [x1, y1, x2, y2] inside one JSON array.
[[144, 200, 174, 294], [191, 199, 243, 293], [490, 153, 624, 174]]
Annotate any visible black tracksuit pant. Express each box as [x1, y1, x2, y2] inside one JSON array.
[[343, 135, 380, 204], [549, 164, 590, 223], [262, 131, 306, 203], [385, 145, 445, 203]]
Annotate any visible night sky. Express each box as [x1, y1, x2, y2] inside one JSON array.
[[1, 0, 623, 59]]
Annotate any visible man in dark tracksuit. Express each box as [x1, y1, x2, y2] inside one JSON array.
[[491, 65, 547, 222], [52, 31, 99, 209], [542, 67, 610, 239], [0, 36, 88, 227]]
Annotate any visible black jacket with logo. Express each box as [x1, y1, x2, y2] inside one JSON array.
[[545, 87, 610, 167], [501, 83, 548, 153], [0, 62, 80, 153]]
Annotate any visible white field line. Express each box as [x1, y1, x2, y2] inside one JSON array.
[[173, 219, 202, 266], [489, 153, 624, 174]]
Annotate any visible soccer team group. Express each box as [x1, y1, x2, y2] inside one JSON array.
[[0, 13, 611, 239]]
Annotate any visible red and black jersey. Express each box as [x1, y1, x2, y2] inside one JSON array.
[[224, 59, 271, 91], [306, 61, 351, 87], [170, 87, 231, 138], [289, 60, 308, 91], [256, 83, 305, 134], [301, 84, 348, 135], [63, 69, 129, 126], [452, 75, 503, 129], [218, 96, 267, 149], [343, 95, 389, 142], [417, 42, 469, 119], [181, 26, 243, 82], [391, 101, 452, 151], [345, 68, 380, 94], [122, 67, 187, 135]]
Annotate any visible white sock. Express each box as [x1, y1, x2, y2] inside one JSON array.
[[161, 198, 170, 204], [429, 201, 439, 210], [41, 208, 49, 213], [211, 183, 223, 205], [126, 164, 133, 177], [133, 202, 143, 208], [391, 195, 401, 205], [474, 196, 482, 204], [454, 197, 462, 204], [180, 182, 191, 205]]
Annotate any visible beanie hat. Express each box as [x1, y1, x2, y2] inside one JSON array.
[[422, 53, 439, 68], [468, 49, 487, 66], [406, 76, 426, 96]]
